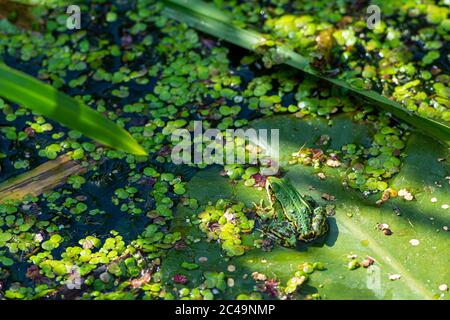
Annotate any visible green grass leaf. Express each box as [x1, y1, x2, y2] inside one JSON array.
[[162, 0, 450, 145], [0, 63, 147, 156]]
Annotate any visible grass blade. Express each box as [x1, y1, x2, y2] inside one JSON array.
[[0, 63, 147, 155], [162, 0, 450, 145]]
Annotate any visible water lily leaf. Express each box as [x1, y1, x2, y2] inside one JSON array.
[[164, 115, 449, 299], [0, 63, 147, 155]]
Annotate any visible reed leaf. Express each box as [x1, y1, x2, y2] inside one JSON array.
[[162, 0, 450, 145], [0, 63, 147, 155]]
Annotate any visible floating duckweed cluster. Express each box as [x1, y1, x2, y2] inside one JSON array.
[[284, 262, 324, 297], [198, 199, 254, 256], [290, 115, 408, 193], [250, 261, 324, 299]]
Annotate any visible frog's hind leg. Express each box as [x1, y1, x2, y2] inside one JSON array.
[[297, 207, 329, 242], [312, 207, 329, 236], [266, 220, 298, 248]]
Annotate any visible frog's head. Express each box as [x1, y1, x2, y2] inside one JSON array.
[[266, 176, 313, 213], [265, 176, 284, 205], [266, 176, 282, 191]]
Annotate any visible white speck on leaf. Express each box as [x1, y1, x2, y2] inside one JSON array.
[[34, 233, 44, 243], [389, 274, 401, 281], [398, 189, 414, 201], [439, 284, 448, 291]]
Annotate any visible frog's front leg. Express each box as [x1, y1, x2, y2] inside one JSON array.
[[253, 200, 275, 220]]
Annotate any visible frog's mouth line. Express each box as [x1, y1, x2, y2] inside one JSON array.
[[265, 183, 277, 207], [268, 192, 277, 207]]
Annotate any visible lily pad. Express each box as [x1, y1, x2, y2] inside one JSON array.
[[164, 115, 449, 300]]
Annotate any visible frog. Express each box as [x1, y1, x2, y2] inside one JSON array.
[[254, 176, 329, 248]]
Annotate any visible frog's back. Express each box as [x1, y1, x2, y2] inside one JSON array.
[[267, 177, 313, 236]]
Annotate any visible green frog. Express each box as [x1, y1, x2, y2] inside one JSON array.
[[254, 177, 329, 248]]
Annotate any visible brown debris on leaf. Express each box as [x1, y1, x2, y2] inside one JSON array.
[[321, 193, 336, 201], [26, 265, 42, 281], [130, 271, 152, 289], [376, 188, 398, 205], [378, 223, 393, 236], [252, 271, 267, 282], [398, 189, 414, 201], [317, 172, 326, 180], [326, 154, 341, 168], [361, 256, 375, 268]]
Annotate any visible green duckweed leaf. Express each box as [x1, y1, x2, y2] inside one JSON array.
[[0, 256, 14, 266]]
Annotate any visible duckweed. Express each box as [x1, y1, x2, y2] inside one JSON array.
[[289, 114, 408, 193], [198, 200, 254, 256]]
